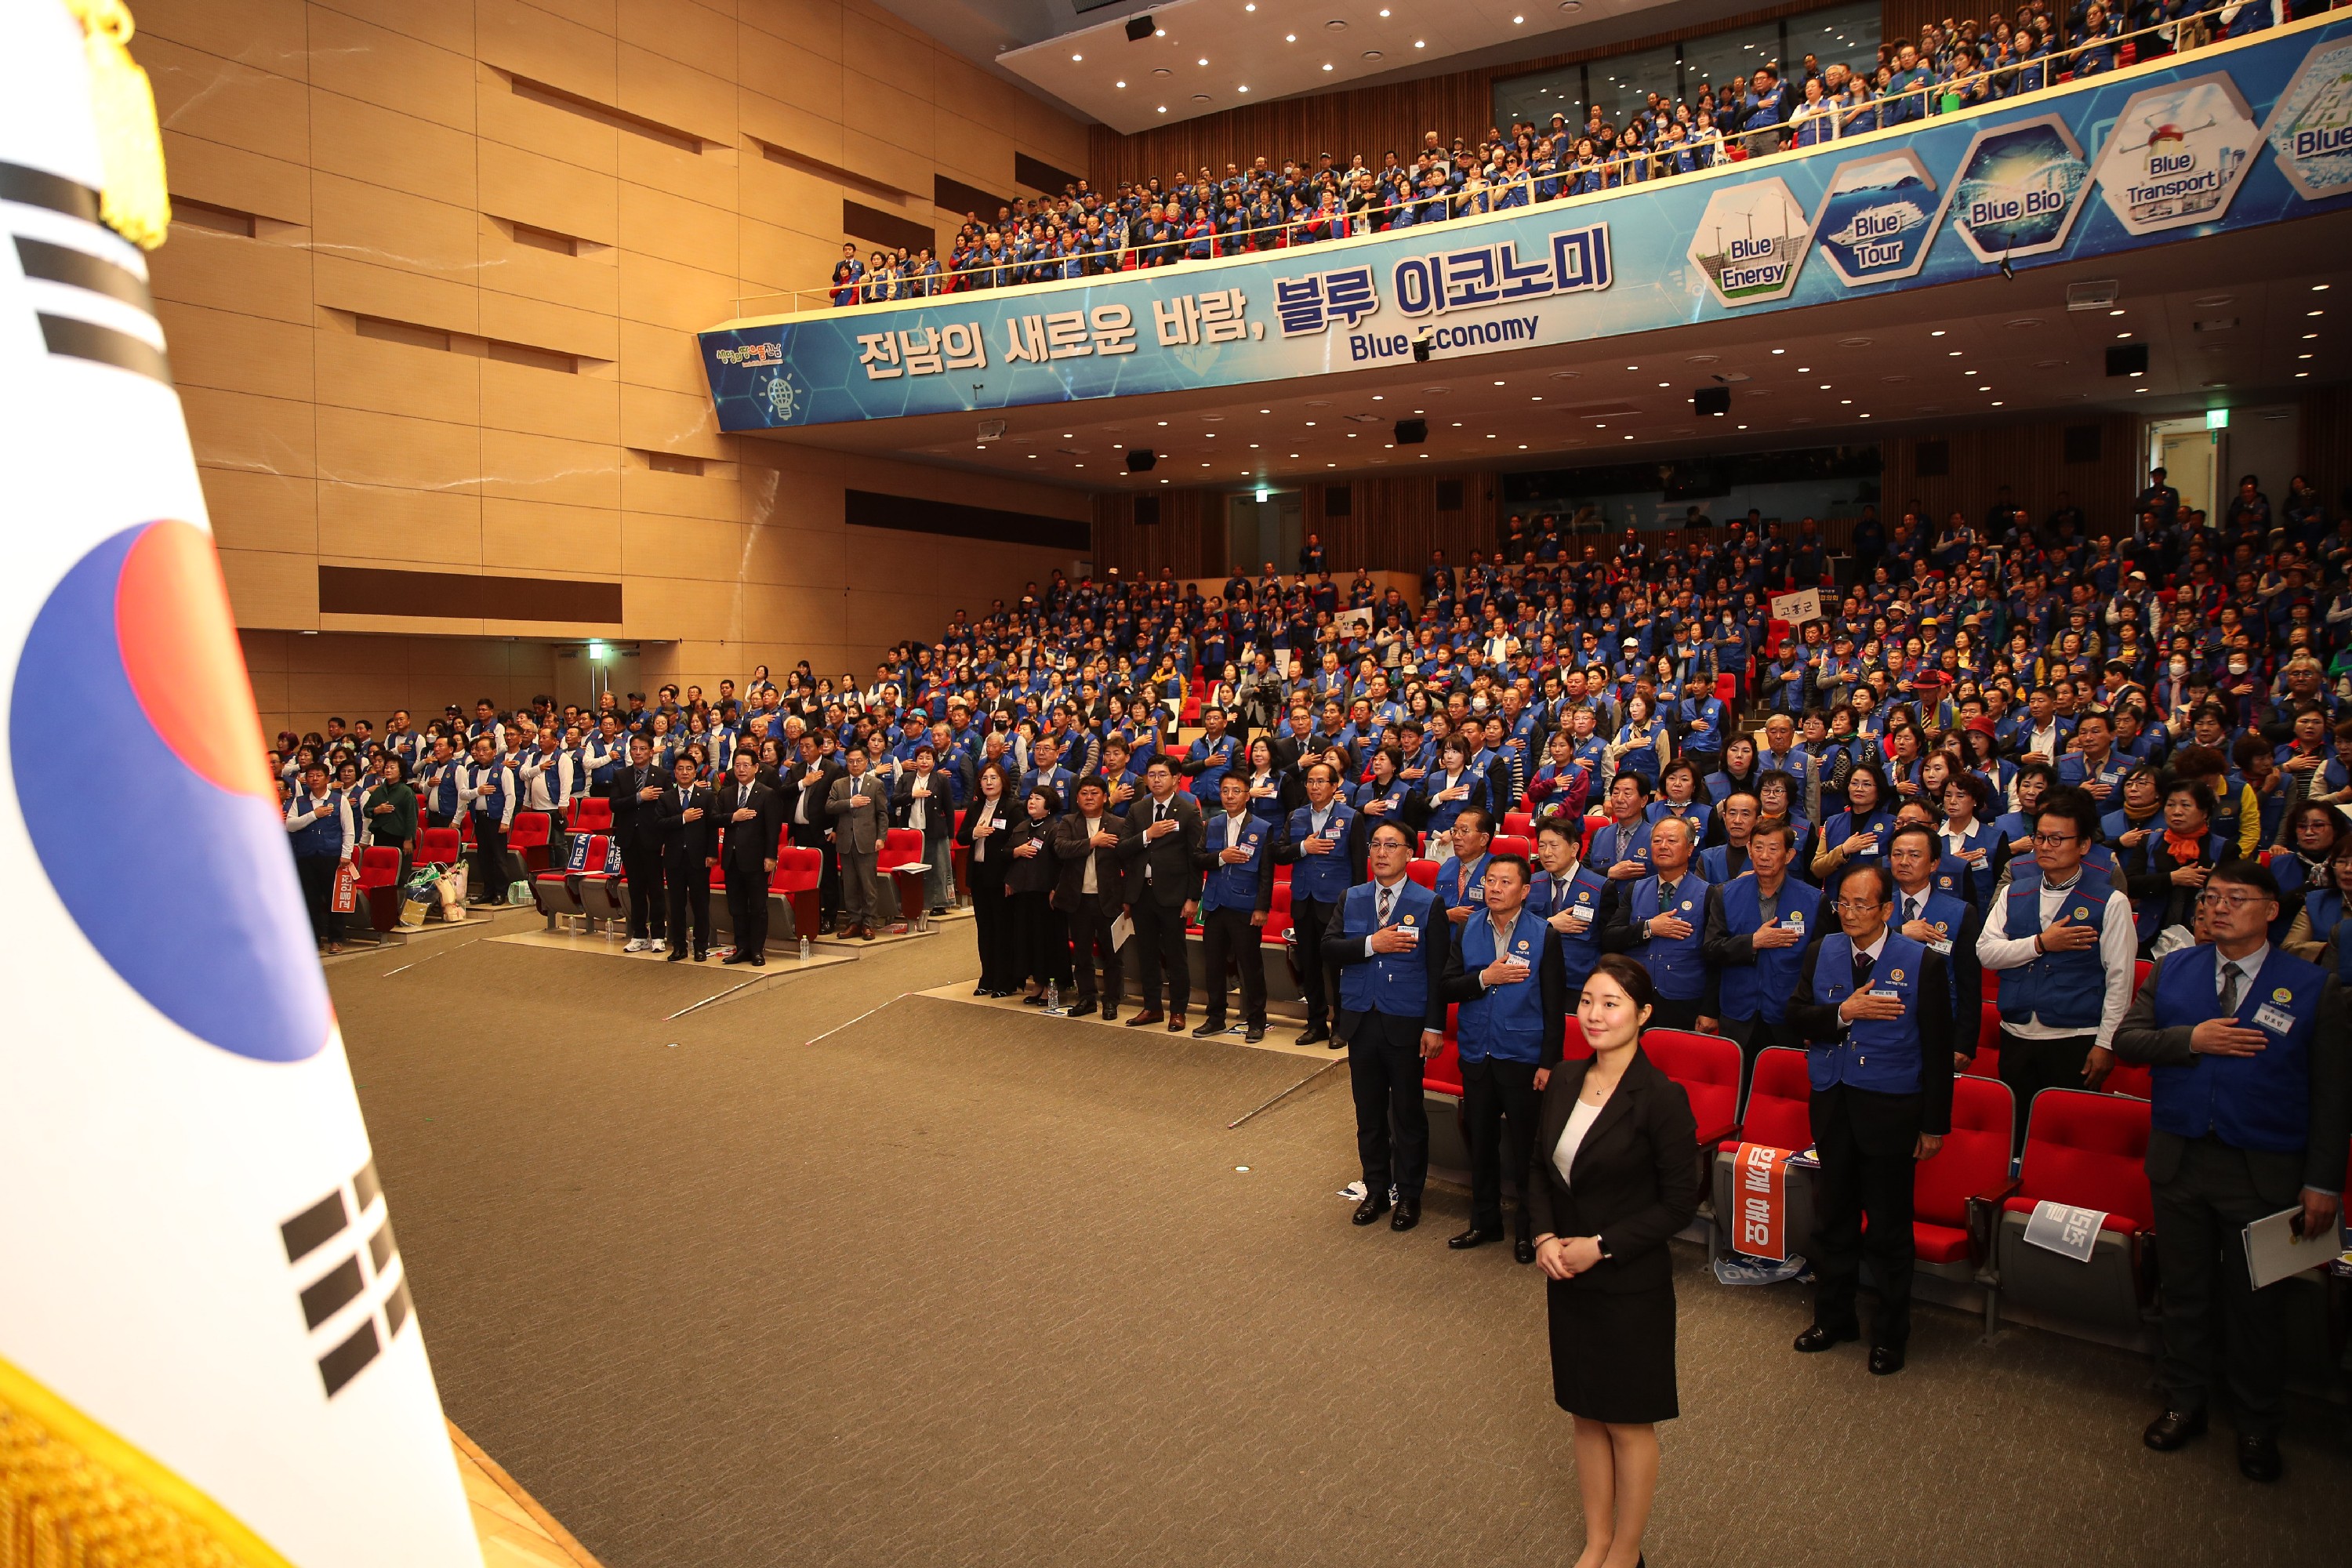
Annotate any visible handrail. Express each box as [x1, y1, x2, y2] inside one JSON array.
[[759, 3, 2263, 318]]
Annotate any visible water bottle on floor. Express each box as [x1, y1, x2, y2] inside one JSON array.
[[799, 935, 811, 963], [1046, 979, 1059, 1014]]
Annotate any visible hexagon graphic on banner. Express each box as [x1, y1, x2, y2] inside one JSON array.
[[2259, 35, 2352, 203], [2093, 73, 2261, 236], [1689, 178, 1812, 305], [1812, 149, 1942, 285], [1947, 114, 2092, 263]]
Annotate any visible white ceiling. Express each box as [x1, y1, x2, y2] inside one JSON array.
[[738, 210, 2349, 492], [995, 0, 1678, 135]]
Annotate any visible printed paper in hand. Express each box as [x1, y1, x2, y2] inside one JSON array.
[[2243, 1206, 2336, 1290], [1109, 911, 1134, 951]]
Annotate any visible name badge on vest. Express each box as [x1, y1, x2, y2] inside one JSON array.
[[2255, 991, 2295, 1035]]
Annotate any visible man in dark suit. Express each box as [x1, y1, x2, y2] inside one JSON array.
[[1118, 755, 1203, 1032], [657, 753, 716, 961], [716, 748, 779, 964], [1785, 862, 1955, 1375], [605, 733, 668, 953], [779, 731, 840, 933], [1326, 819, 1450, 1232], [1051, 774, 1126, 1018], [2115, 861, 2350, 1482], [826, 743, 892, 941]]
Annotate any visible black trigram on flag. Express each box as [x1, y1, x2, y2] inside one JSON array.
[[3, 159, 172, 385], [280, 1159, 414, 1397]]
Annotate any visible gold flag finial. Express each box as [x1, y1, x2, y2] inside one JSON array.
[[62, 0, 172, 249]]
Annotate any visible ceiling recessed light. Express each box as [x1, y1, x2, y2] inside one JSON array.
[[1192, 92, 1210, 100], [1197, 56, 1207, 64], [1363, 49, 1382, 59], [1772, 348, 1785, 354], [2315, 283, 2331, 291], [1157, 105, 1167, 112], [1514, 13, 1526, 20], [1929, 330, 1945, 337], [1115, 79, 1126, 87], [1071, 53, 1082, 61], [1321, 61, 1334, 70], [1238, 85, 1248, 93], [2310, 310, 2325, 317]]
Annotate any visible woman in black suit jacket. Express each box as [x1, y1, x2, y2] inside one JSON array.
[[1531, 953, 1699, 1568], [956, 762, 1017, 996]]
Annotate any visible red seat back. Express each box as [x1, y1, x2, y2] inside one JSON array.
[[1405, 858, 1438, 891], [1580, 815, 1605, 857], [357, 845, 402, 889], [771, 846, 822, 893], [416, 826, 461, 866], [1915, 1076, 2013, 1229], [1560, 1015, 1592, 1061], [878, 826, 922, 870], [2131, 959, 2151, 1000], [1503, 811, 1534, 839], [1736, 1046, 1814, 1152], [1643, 1029, 1743, 1142], [2016, 1088, 2154, 1230], [1715, 673, 1736, 709], [2103, 1058, 2151, 1099], [1427, 1009, 1463, 1094], [1490, 834, 1532, 862], [568, 796, 612, 833], [1964, 1001, 2002, 1078], [509, 811, 551, 848]]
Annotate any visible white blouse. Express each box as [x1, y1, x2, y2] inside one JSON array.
[[1552, 1098, 1605, 1188]]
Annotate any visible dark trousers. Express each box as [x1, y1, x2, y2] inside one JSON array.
[[1292, 895, 1339, 1030], [970, 862, 1014, 989], [1346, 1011, 1430, 1200], [2152, 1137, 2295, 1436], [621, 833, 666, 939], [665, 858, 710, 954], [469, 815, 508, 903], [1650, 994, 1704, 1033], [1809, 1083, 1923, 1350], [1198, 905, 1266, 1026], [1998, 1027, 2097, 1154], [1131, 896, 1190, 1014], [1461, 1054, 1541, 1236], [295, 854, 341, 945], [725, 859, 768, 954], [1011, 890, 1068, 986], [1064, 891, 1123, 1006]]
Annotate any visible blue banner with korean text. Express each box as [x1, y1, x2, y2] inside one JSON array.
[[701, 16, 2352, 432]]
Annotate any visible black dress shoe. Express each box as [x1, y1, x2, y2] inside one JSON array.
[[1514, 1237, 1537, 1265], [1243, 1024, 1265, 1043], [666, 947, 687, 963], [724, 950, 749, 964], [1022, 993, 1048, 1007], [1391, 1197, 1421, 1232], [2238, 1433, 2282, 1482], [1192, 1020, 1225, 1038], [1073, 998, 1096, 1018], [2143, 1408, 2208, 1451], [1296, 1025, 1331, 1045], [1352, 1193, 1391, 1225], [1447, 1227, 1494, 1250], [989, 988, 1017, 998], [1125, 1010, 1164, 1027], [1793, 1324, 1859, 1353], [1102, 1006, 1119, 1023], [972, 984, 991, 996], [1867, 1345, 1906, 1376]]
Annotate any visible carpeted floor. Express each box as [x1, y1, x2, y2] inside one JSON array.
[[335, 924, 2348, 1568]]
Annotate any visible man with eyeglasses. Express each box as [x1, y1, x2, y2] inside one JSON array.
[[1785, 863, 1955, 1376], [1976, 786, 2137, 1152], [2114, 862, 2350, 1483]]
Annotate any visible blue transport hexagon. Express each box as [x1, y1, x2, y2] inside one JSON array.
[[2092, 73, 2261, 236], [2260, 36, 2352, 203], [1688, 178, 1811, 306], [1812, 149, 1941, 285], [1947, 114, 2091, 263]]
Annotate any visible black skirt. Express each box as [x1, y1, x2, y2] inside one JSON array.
[[1548, 1276, 1679, 1424]]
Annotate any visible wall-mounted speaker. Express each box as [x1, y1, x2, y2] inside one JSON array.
[[1134, 495, 1161, 525], [1125, 13, 1154, 41], [1126, 448, 1156, 471], [1324, 484, 1351, 517]]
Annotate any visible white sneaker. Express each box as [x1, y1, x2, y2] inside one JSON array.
[[623, 938, 647, 952], [649, 938, 667, 953]]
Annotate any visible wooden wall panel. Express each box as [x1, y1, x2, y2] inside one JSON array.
[[2300, 387, 2352, 518], [1880, 415, 2141, 540]]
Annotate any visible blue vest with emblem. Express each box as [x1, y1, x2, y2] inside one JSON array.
[[1718, 874, 1821, 1025], [1632, 870, 1711, 1000], [1996, 866, 2116, 1029], [1337, 877, 1438, 1019], [289, 790, 346, 859], [1591, 816, 1653, 877], [1898, 884, 1972, 1012], [1808, 931, 1929, 1094], [2148, 946, 2320, 1154], [1283, 800, 1356, 904], [1456, 909, 1548, 1063], [1439, 852, 1491, 916], [1200, 811, 1269, 913], [1531, 863, 1608, 988]]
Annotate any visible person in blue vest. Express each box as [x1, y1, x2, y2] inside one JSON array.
[[1701, 813, 1822, 1069], [2115, 861, 2349, 1483], [1937, 772, 2001, 906], [458, 733, 517, 906], [1697, 788, 1762, 885], [1590, 772, 1657, 881], [2118, 779, 2234, 956], [2056, 708, 2130, 806], [1674, 674, 1726, 778], [1600, 815, 1715, 1031], [1886, 823, 1984, 1058], [1410, 736, 1490, 858], [1274, 760, 1356, 1046], [1326, 820, 1450, 1232], [1975, 786, 2139, 1152], [1531, 815, 1608, 1003], [1178, 704, 1240, 808], [1192, 772, 1275, 1042], [1810, 761, 1897, 906], [1785, 862, 1955, 1376], [285, 759, 356, 955], [1440, 853, 1570, 1261], [418, 735, 462, 829], [1436, 808, 1495, 931]]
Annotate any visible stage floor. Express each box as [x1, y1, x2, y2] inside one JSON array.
[[332, 924, 2350, 1568]]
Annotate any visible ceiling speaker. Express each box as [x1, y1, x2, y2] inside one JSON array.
[[1125, 13, 1154, 42], [1126, 448, 1156, 471], [1693, 387, 1730, 416], [1394, 418, 1427, 445]]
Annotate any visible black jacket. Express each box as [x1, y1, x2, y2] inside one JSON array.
[[714, 779, 780, 871], [658, 782, 718, 864], [1526, 1048, 1700, 1293], [606, 760, 666, 844], [1004, 814, 1058, 895], [1119, 790, 1204, 907]]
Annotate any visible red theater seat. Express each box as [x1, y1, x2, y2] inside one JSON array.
[[1423, 1025, 1464, 1098], [1913, 1075, 2016, 1269], [1503, 811, 1534, 839], [508, 811, 552, 873], [567, 795, 612, 834], [771, 847, 823, 939], [1991, 1089, 2154, 1334], [1490, 834, 1532, 862], [1560, 1015, 1592, 1061], [416, 826, 461, 867], [1964, 1001, 2002, 1079], [1645, 1029, 1743, 1149], [357, 845, 404, 932], [1405, 858, 1438, 891], [1730, 1046, 1813, 1154], [2103, 1058, 2151, 1099]]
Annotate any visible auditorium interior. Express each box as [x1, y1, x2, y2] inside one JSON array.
[[93, 0, 2352, 1563]]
